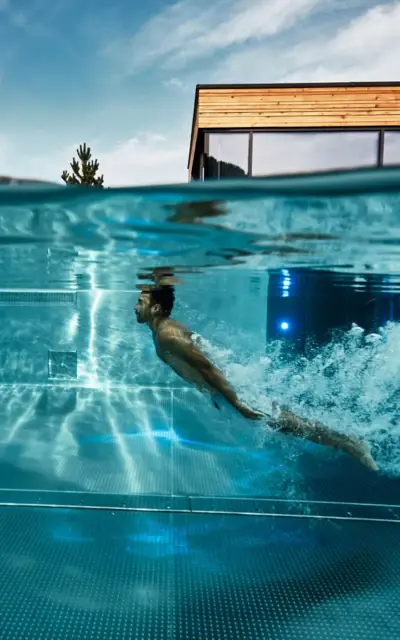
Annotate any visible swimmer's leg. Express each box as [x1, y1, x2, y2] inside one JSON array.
[[269, 406, 378, 472]]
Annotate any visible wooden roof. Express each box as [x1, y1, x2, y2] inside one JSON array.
[[188, 82, 400, 172]]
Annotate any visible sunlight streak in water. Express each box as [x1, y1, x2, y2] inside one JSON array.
[[87, 292, 103, 386], [67, 312, 79, 340]]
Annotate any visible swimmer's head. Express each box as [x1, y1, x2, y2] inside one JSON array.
[[135, 286, 175, 325]]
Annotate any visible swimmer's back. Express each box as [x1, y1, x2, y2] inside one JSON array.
[[153, 319, 214, 391]]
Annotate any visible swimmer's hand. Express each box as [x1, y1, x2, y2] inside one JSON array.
[[237, 403, 265, 420]]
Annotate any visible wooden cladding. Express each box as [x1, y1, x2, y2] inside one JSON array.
[[188, 83, 400, 172], [197, 86, 400, 128]]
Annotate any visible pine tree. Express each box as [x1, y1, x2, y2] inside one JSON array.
[[61, 143, 104, 187]]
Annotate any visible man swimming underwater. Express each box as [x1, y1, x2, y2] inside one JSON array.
[[135, 285, 378, 472]]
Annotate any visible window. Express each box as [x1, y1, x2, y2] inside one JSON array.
[[383, 132, 400, 165], [206, 133, 249, 179], [252, 132, 379, 176]]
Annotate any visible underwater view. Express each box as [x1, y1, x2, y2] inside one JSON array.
[[0, 168, 400, 639]]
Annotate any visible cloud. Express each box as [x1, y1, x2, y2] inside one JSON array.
[[282, 0, 400, 82], [0, 134, 14, 169], [163, 77, 185, 89], [0, 132, 189, 187], [195, 0, 319, 49], [214, 0, 400, 82], [0, 0, 51, 37], [0, 0, 29, 32], [104, 0, 322, 73], [97, 133, 188, 186]]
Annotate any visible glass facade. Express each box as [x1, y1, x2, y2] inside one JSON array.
[[206, 133, 249, 178], [383, 132, 400, 165], [252, 132, 379, 176], [201, 129, 400, 180]]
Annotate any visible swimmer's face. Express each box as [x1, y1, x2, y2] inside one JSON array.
[[135, 293, 150, 323], [135, 292, 161, 324]]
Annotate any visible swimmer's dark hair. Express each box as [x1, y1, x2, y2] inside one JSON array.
[[149, 286, 175, 317]]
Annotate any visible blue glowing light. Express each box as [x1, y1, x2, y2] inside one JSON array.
[[280, 321, 289, 331], [280, 271, 291, 297]]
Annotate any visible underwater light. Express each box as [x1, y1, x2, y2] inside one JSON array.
[[280, 321, 290, 331]]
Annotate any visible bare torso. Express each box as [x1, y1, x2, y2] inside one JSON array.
[[153, 319, 213, 392]]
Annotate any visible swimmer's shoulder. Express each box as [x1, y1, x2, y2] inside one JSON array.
[[157, 319, 194, 345]]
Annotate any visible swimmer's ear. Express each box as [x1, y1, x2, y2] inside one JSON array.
[[152, 303, 162, 315]]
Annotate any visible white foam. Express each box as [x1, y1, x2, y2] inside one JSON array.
[[190, 321, 400, 475]]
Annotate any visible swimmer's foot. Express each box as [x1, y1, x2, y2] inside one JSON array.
[[342, 437, 378, 472]]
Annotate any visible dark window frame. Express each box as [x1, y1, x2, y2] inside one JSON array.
[[201, 127, 400, 179]]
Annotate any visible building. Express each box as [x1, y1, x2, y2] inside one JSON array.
[[188, 82, 400, 180]]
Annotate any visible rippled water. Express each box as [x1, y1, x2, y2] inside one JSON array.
[[0, 168, 400, 501]]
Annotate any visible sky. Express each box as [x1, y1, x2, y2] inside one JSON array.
[[0, 0, 398, 186]]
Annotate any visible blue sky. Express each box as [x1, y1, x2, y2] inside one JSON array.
[[0, 0, 398, 185]]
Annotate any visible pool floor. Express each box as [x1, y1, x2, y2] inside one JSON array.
[[0, 507, 399, 639]]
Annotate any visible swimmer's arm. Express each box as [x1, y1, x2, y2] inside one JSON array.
[[164, 337, 263, 419]]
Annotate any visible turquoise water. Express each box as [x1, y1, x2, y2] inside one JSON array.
[[0, 168, 400, 639]]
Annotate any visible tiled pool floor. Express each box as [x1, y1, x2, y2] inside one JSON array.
[[0, 506, 398, 639]]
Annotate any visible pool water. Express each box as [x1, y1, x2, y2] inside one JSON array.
[[0, 168, 399, 639]]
